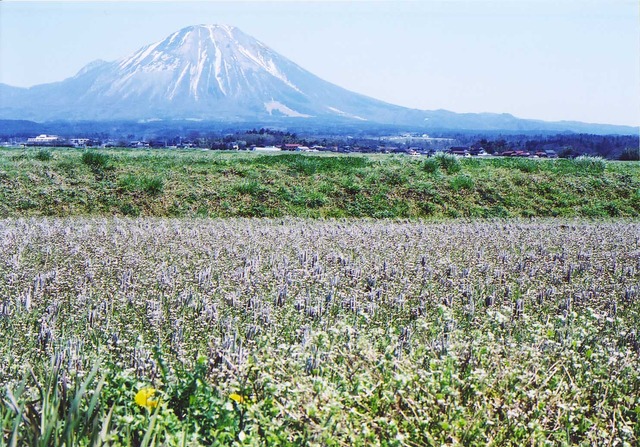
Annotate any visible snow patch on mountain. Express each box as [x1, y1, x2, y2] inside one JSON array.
[[210, 31, 227, 95], [191, 45, 207, 100], [327, 106, 367, 121], [119, 42, 161, 70], [265, 101, 311, 118], [236, 45, 302, 93]]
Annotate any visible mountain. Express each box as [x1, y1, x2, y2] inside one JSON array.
[[0, 25, 415, 124], [0, 24, 636, 135]]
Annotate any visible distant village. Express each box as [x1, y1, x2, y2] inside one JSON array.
[[5, 132, 567, 158], [3, 127, 638, 159]]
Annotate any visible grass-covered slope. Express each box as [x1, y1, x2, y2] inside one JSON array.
[[1, 147, 638, 218]]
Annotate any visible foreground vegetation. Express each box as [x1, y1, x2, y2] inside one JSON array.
[[1, 218, 638, 445], [0, 147, 638, 218]]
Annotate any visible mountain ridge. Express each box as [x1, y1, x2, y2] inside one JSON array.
[[0, 24, 636, 135]]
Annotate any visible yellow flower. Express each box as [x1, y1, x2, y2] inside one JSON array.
[[229, 393, 245, 404], [135, 387, 158, 409]]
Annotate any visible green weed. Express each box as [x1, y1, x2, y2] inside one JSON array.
[[82, 151, 110, 170], [34, 149, 53, 161], [232, 179, 265, 196], [572, 155, 606, 174], [434, 152, 462, 174], [421, 157, 441, 174], [118, 174, 164, 195], [450, 174, 475, 191]]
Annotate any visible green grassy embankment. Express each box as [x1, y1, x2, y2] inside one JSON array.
[[0, 147, 638, 218]]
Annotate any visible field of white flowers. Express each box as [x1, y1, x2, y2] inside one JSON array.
[[1, 218, 639, 445]]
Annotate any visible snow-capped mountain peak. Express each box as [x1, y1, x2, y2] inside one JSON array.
[[4, 23, 409, 123], [0, 24, 421, 122], [0, 24, 425, 124], [107, 24, 302, 103]]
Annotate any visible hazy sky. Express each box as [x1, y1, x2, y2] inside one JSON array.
[[1, 0, 638, 126]]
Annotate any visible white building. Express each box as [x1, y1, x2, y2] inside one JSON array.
[[69, 138, 90, 147], [27, 134, 64, 145]]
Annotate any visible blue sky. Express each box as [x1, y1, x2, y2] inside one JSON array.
[[1, 0, 638, 126]]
